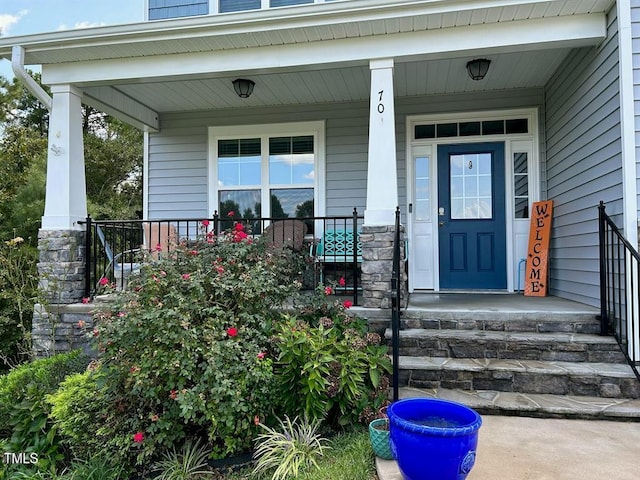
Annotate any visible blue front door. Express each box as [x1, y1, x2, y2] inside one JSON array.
[[437, 143, 507, 289]]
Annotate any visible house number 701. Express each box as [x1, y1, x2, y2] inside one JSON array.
[[377, 90, 384, 114]]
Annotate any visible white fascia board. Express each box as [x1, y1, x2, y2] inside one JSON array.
[[0, 1, 596, 58], [81, 86, 160, 132], [43, 13, 605, 86]]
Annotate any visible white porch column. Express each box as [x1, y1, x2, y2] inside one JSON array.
[[42, 84, 87, 230], [364, 58, 398, 226]]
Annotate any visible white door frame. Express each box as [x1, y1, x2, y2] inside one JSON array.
[[406, 108, 540, 292]]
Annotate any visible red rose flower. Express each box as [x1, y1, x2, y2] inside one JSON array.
[[98, 277, 110, 286], [201, 219, 210, 227], [133, 432, 145, 443], [226, 327, 238, 337], [338, 277, 346, 286], [343, 300, 353, 309], [227, 211, 235, 217], [324, 286, 333, 295]]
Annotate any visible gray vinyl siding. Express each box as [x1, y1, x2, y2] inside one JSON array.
[[544, 6, 623, 307], [632, 0, 640, 218], [148, 0, 208, 20], [147, 89, 543, 224]]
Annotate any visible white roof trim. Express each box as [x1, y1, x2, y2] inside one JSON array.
[[0, 0, 613, 65]]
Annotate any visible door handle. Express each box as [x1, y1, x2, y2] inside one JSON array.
[[439, 221, 445, 227]]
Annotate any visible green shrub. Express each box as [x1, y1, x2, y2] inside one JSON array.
[[0, 350, 89, 473], [273, 295, 391, 428], [0, 237, 39, 370], [45, 370, 109, 462], [87, 222, 304, 466]]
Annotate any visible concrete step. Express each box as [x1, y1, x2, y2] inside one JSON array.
[[385, 328, 627, 363], [397, 356, 640, 399], [399, 386, 640, 421]]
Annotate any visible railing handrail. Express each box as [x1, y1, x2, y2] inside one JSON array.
[[598, 201, 640, 382], [599, 204, 640, 263], [391, 206, 401, 402], [81, 212, 365, 304]]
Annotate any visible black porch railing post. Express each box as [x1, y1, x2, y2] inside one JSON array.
[[84, 216, 92, 299], [598, 201, 608, 335], [352, 207, 359, 306], [391, 206, 401, 402], [213, 211, 220, 235]]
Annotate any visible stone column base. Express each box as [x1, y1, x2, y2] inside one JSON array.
[[37, 229, 85, 304], [360, 225, 407, 309]]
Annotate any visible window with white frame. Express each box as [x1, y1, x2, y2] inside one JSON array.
[[210, 122, 324, 226]]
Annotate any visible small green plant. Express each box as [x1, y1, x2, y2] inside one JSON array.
[[151, 440, 212, 480], [62, 455, 126, 480], [252, 415, 329, 480], [273, 292, 391, 428]]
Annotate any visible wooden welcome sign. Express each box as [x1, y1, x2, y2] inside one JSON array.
[[524, 200, 553, 296]]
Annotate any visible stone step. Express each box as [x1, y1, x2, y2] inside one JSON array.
[[385, 328, 627, 363], [397, 356, 640, 399], [399, 386, 640, 421], [399, 311, 600, 334]]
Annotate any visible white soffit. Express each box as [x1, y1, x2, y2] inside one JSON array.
[[0, 0, 612, 67]]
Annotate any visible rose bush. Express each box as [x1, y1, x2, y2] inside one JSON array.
[[66, 222, 305, 467]]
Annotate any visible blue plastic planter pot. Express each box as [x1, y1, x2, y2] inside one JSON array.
[[388, 398, 482, 480]]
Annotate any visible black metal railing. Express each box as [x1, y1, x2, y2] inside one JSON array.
[[391, 206, 402, 402], [598, 201, 640, 381], [80, 210, 364, 305]]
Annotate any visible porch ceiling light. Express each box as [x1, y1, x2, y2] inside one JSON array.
[[232, 78, 255, 98], [466, 59, 491, 81]]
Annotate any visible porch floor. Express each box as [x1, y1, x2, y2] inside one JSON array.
[[405, 292, 598, 315]]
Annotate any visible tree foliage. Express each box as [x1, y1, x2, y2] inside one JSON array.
[[0, 72, 144, 242]]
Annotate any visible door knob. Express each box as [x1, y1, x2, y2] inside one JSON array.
[[439, 221, 445, 227]]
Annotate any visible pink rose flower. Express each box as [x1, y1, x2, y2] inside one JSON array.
[[226, 327, 238, 337], [133, 432, 145, 443]]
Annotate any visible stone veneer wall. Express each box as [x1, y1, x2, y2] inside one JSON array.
[[37, 230, 86, 304], [360, 224, 407, 309], [33, 229, 88, 358], [32, 303, 95, 358]]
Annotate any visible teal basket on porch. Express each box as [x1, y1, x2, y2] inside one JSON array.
[[369, 418, 394, 460]]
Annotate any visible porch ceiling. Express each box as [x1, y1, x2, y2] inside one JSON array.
[[84, 48, 570, 112]]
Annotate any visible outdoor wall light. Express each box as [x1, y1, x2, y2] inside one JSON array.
[[466, 59, 491, 81], [232, 78, 255, 98]]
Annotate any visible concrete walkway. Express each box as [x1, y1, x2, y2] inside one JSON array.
[[377, 415, 640, 480]]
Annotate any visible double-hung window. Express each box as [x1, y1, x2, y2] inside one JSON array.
[[209, 122, 324, 224]]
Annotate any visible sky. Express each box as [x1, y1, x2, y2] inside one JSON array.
[[0, 0, 144, 80]]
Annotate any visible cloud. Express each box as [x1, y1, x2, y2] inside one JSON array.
[[0, 12, 24, 36], [57, 21, 106, 31]]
